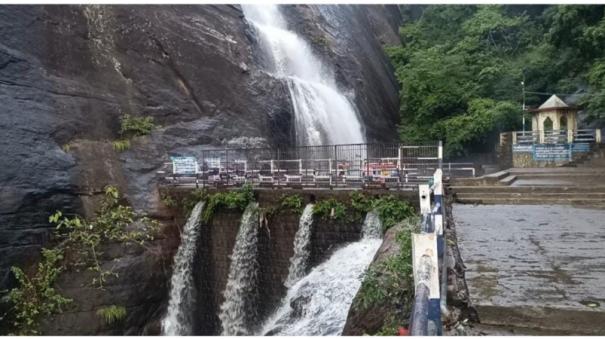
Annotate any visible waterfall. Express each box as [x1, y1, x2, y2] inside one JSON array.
[[362, 210, 383, 239], [242, 5, 365, 146], [284, 203, 315, 288], [161, 201, 205, 336], [219, 202, 261, 336], [258, 238, 382, 336]]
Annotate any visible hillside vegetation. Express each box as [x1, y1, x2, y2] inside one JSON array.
[[388, 5, 605, 156]]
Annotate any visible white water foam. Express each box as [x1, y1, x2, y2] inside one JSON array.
[[259, 238, 381, 336], [242, 4, 365, 146], [161, 201, 205, 335], [219, 202, 261, 335], [284, 203, 315, 288]]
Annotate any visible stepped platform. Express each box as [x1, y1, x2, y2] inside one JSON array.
[[454, 204, 605, 335], [450, 166, 605, 206]]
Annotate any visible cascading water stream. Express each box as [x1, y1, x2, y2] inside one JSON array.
[[219, 202, 261, 336], [242, 5, 365, 146], [161, 201, 205, 336], [362, 210, 383, 239], [284, 203, 315, 288], [258, 213, 383, 336]]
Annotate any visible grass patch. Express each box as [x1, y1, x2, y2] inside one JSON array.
[[111, 139, 130, 152], [96, 305, 127, 325]]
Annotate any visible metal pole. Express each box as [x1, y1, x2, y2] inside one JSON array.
[[522, 77, 526, 133]]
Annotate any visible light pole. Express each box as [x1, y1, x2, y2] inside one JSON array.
[[521, 75, 526, 134]]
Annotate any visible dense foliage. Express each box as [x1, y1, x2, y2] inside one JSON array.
[[348, 192, 415, 231], [354, 217, 420, 335], [119, 114, 156, 137], [6, 186, 160, 334], [311, 193, 414, 237], [7, 249, 72, 335], [389, 5, 605, 156], [313, 198, 347, 221], [201, 185, 255, 223]]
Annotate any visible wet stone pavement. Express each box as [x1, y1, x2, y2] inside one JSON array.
[[454, 204, 605, 334]]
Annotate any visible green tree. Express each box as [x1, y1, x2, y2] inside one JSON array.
[[388, 4, 605, 155]]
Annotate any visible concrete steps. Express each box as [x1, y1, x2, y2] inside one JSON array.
[[449, 185, 605, 194], [456, 196, 605, 207]]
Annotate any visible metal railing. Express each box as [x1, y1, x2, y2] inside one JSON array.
[[513, 128, 602, 145], [157, 142, 460, 190], [410, 169, 446, 336]]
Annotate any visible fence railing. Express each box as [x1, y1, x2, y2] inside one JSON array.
[[410, 169, 446, 336], [512, 128, 602, 145], [157, 142, 466, 189]]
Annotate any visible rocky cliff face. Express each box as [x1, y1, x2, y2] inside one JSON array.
[[0, 4, 401, 334]]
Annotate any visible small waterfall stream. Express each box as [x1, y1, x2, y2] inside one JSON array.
[[161, 201, 205, 336], [362, 210, 383, 239], [242, 4, 365, 146], [258, 213, 383, 336], [285, 203, 315, 288], [219, 202, 261, 336]]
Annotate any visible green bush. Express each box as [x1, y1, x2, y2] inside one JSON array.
[[119, 114, 155, 137], [370, 195, 415, 231], [6, 186, 161, 334], [7, 248, 72, 335], [354, 217, 420, 333], [201, 184, 254, 223], [181, 188, 209, 214], [313, 198, 347, 221], [50, 186, 160, 286], [96, 305, 127, 325], [279, 194, 304, 213]]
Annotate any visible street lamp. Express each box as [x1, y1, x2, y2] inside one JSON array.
[[521, 77, 526, 134]]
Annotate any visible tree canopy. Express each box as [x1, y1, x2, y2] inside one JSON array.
[[387, 5, 605, 157]]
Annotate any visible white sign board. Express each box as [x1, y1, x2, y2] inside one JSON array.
[[171, 156, 199, 175]]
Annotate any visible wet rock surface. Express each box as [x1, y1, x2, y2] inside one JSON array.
[[0, 5, 401, 334], [342, 223, 405, 335], [281, 5, 402, 143], [454, 203, 605, 334]]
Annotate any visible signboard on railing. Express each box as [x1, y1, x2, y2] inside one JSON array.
[[170, 156, 199, 175], [572, 143, 591, 153], [533, 144, 571, 161], [512, 145, 533, 153]]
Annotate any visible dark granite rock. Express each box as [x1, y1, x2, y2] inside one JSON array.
[[0, 4, 402, 334]]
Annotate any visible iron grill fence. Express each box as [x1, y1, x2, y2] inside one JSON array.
[[157, 142, 463, 189]]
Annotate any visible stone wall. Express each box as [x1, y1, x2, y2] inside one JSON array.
[[160, 187, 418, 335]]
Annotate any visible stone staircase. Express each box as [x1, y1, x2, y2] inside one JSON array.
[[449, 167, 605, 207]]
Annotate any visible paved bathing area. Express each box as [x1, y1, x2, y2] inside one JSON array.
[[453, 204, 605, 334]]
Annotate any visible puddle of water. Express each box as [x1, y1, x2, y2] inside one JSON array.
[[580, 300, 601, 308]]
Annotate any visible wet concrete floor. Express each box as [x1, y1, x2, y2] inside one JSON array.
[[454, 204, 605, 334]]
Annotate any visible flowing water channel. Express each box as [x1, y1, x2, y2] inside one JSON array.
[[242, 4, 365, 146], [258, 213, 382, 336], [162, 200, 383, 335], [161, 202, 205, 335], [284, 203, 315, 288], [218, 202, 261, 335]]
